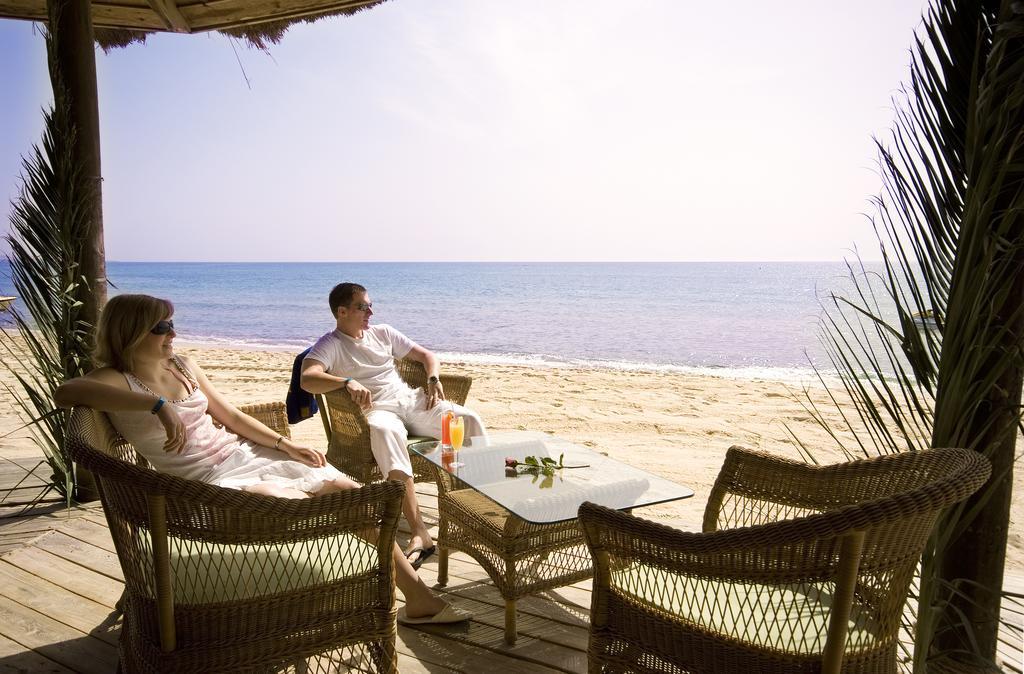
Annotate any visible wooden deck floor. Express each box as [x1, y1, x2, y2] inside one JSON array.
[[0, 483, 593, 673], [1, 474, 1021, 672]]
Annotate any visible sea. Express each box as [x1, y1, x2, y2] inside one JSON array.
[[0, 261, 886, 381]]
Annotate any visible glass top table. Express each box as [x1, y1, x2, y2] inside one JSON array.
[[409, 431, 693, 524]]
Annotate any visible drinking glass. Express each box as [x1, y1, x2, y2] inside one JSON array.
[[448, 415, 465, 467], [440, 411, 453, 449]]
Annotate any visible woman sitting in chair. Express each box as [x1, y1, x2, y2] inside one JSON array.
[[55, 293, 470, 626]]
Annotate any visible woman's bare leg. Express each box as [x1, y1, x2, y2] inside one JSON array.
[[313, 477, 448, 618]]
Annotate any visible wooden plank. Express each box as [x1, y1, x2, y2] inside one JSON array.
[[0, 503, 95, 520], [397, 568, 587, 673], [0, 473, 49, 488], [33, 531, 124, 582], [52, 517, 116, 554], [0, 560, 122, 647], [442, 582, 589, 633], [0, 632, 75, 673], [0, 596, 119, 674], [425, 591, 588, 658], [395, 652, 456, 674], [397, 605, 587, 673], [396, 626, 561, 673], [416, 557, 591, 634], [430, 553, 593, 611], [0, 533, 48, 555], [0, 461, 48, 476], [1, 545, 123, 608], [146, 0, 191, 31], [0, 464, 47, 475], [79, 510, 112, 529], [0, 512, 77, 536]]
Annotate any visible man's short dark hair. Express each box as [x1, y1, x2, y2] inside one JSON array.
[[329, 282, 367, 317]]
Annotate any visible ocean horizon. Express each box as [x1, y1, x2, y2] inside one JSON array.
[[1, 261, 885, 382]]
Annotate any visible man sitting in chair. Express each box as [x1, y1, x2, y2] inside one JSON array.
[[301, 282, 487, 569]]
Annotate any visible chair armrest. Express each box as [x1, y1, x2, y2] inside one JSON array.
[[69, 406, 146, 466], [237, 401, 291, 439], [320, 389, 369, 441], [73, 430, 405, 537], [579, 501, 869, 658], [395, 358, 473, 405], [439, 373, 472, 406], [703, 445, 844, 531], [581, 500, 859, 589]]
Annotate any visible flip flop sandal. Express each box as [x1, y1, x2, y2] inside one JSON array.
[[406, 545, 437, 570]]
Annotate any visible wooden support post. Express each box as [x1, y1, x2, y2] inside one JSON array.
[[46, 0, 107, 328], [47, 0, 107, 502]]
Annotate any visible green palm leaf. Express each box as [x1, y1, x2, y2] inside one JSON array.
[[1, 28, 97, 505], [804, 0, 1022, 669]]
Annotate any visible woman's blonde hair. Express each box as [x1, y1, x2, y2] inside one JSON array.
[[94, 294, 174, 373]]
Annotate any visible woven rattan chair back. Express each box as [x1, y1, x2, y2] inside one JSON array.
[[580, 446, 991, 674], [67, 404, 404, 673], [316, 358, 472, 483]]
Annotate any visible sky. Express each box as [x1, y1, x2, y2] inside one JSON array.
[[1, 0, 927, 262]]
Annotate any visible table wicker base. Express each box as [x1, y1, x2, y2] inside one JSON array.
[[435, 488, 593, 643]]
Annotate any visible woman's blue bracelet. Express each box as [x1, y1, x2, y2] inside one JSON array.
[[151, 396, 166, 414]]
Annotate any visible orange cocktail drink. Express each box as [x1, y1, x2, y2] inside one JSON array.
[[441, 411, 453, 448], [449, 416, 465, 450]]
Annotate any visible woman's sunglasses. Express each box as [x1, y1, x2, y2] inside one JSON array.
[[151, 320, 175, 335]]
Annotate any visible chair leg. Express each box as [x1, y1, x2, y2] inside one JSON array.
[[437, 546, 449, 586], [504, 600, 517, 644]]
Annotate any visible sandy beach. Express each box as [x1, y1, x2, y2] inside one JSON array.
[[2, 341, 1021, 572], [185, 344, 1024, 572]]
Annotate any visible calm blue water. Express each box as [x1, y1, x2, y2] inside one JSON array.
[[0, 262, 881, 378]]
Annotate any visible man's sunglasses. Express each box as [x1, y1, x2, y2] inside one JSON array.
[[353, 302, 373, 312], [151, 320, 175, 335]]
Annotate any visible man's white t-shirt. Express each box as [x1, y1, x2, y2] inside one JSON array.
[[305, 324, 418, 403]]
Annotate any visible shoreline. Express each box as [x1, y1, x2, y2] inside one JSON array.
[[175, 338, 836, 385]]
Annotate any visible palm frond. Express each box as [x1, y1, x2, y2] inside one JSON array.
[[0, 29, 97, 504], [799, 0, 1024, 669]]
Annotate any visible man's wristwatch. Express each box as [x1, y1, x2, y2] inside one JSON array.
[[427, 375, 439, 386]]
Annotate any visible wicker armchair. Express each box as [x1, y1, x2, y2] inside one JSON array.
[[316, 358, 473, 484], [66, 403, 404, 673], [579, 446, 991, 674]]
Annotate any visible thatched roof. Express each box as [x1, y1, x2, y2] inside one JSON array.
[[0, 0, 390, 50]]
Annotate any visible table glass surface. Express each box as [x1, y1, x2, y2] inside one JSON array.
[[410, 431, 693, 524]]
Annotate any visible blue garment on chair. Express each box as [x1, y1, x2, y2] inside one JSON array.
[[286, 347, 319, 424]]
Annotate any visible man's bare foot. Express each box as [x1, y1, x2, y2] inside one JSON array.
[[404, 532, 435, 559]]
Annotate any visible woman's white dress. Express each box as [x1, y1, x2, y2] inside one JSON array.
[[106, 357, 347, 493]]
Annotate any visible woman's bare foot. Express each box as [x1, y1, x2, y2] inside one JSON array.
[[402, 592, 450, 620]]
